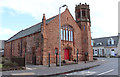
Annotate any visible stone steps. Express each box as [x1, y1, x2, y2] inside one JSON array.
[[62, 60, 77, 65]]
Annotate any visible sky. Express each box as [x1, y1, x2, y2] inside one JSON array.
[[0, 0, 119, 40]]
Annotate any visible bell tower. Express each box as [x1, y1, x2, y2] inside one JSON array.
[[75, 3, 93, 61]]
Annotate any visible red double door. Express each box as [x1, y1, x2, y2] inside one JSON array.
[[64, 49, 69, 60]]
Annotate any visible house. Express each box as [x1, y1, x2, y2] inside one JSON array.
[[117, 33, 120, 56], [0, 40, 5, 57], [92, 35, 119, 57], [4, 3, 93, 65]]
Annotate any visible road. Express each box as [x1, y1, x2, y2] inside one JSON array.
[[66, 58, 118, 75]]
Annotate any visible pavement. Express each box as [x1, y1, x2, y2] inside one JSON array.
[[2, 59, 105, 76]]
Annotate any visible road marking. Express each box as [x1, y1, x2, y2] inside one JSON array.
[[98, 69, 114, 75], [11, 72, 35, 75], [101, 60, 105, 61], [26, 67, 36, 70], [66, 71, 96, 75], [81, 71, 96, 75]]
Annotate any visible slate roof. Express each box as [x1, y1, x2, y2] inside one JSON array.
[[92, 36, 119, 47], [7, 16, 56, 42]]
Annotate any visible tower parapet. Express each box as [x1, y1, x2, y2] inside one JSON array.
[[75, 3, 90, 23]]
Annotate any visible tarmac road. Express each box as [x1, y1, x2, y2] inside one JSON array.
[[66, 58, 118, 75]]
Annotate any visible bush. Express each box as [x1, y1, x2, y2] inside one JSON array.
[[73, 59, 76, 62], [0, 64, 2, 68], [110, 56, 115, 58], [93, 57, 97, 60], [2, 57, 9, 64], [2, 57, 18, 68], [3, 60, 18, 68], [117, 56, 120, 58], [2, 55, 4, 57], [62, 60, 66, 63], [11, 57, 25, 67], [2, 57, 25, 71], [93, 55, 98, 57]]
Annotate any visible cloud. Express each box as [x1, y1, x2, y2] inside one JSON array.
[[9, 11, 16, 16], [0, 0, 64, 20], [0, 0, 119, 39], [0, 27, 17, 35]]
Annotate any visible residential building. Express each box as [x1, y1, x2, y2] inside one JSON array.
[[0, 40, 5, 56], [92, 35, 119, 57], [117, 33, 120, 56]]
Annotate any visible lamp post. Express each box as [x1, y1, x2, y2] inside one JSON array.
[[59, 5, 68, 67]]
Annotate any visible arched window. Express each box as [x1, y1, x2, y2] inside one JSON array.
[[108, 38, 114, 45], [61, 25, 73, 41]]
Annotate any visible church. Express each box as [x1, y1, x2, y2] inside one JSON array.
[[4, 3, 93, 65]]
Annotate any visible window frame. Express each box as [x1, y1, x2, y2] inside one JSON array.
[[108, 38, 114, 45], [61, 25, 73, 42]]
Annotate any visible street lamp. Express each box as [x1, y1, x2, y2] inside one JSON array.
[[59, 4, 68, 67]]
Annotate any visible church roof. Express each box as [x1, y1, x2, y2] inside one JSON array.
[[92, 36, 119, 47], [6, 16, 56, 42]]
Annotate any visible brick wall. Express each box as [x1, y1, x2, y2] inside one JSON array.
[[4, 32, 44, 64]]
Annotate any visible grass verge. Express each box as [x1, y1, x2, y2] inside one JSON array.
[[0, 64, 2, 68]]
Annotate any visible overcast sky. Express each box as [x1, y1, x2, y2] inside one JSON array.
[[0, 0, 119, 40]]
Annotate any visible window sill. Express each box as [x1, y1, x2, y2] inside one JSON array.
[[61, 40, 73, 42]]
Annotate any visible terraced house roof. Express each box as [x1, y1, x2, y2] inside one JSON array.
[[92, 36, 119, 47], [7, 16, 56, 42]]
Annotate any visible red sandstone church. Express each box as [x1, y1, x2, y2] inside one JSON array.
[[4, 3, 93, 65]]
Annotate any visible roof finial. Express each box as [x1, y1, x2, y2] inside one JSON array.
[[43, 13, 46, 20]]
